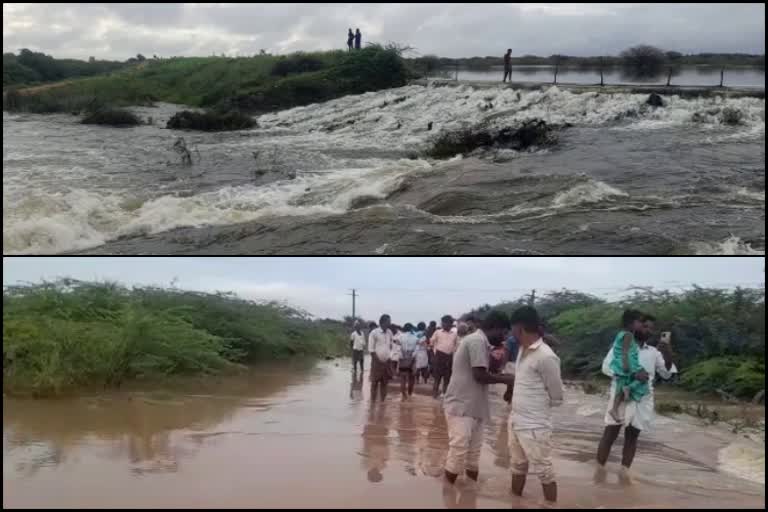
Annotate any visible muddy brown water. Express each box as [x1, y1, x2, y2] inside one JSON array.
[[3, 360, 764, 508]]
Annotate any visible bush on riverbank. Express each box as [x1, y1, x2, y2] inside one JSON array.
[[465, 286, 765, 400], [3, 279, 347, 397], [166, 110, 256, 131], [681, 357, 764, 399], [82, 108, 142, 127], [222, 44, 411, 113]]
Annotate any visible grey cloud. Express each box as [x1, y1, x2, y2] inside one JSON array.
[[3, 3, 764, 60]]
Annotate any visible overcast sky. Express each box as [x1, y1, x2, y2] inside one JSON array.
[[3, 257, 763, 322], [3, 3, 765, 60]]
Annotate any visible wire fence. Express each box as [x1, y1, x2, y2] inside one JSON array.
[[423, 64, 764, 89]]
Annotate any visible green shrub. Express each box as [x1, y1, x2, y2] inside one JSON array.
[[3, 279, 347, 396], [166, 110, 256, 131], [681, 357, 764, 399], [81, 108, 141, 127], [271, 53, 326, 77]]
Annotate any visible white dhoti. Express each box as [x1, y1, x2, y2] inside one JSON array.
[[603, 378, 655, 432]]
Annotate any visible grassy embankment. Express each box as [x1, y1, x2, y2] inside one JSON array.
[[2, 45, 413, 123], [3, 279, 349, 397]]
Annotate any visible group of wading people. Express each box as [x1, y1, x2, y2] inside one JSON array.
[[350, 306, 676, 503]]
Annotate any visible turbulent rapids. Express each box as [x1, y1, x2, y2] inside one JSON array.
[[3, 83, 765, 255]]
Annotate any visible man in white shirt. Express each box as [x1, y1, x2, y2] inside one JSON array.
[[431, 315, 459, 398], [507, 306, 564, 503], [368, 314, 393, 402], [595, 313, 677, 479], [350, 323, 366, 375]]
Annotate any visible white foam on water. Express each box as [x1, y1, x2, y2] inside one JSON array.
[[691, 236, 765, 255], [552, 180, 629, 208], [257, 84, 766, 153], [4, 84, 764, 253], [717, 438, 765, 485], [730, 186, 766, 203], [3, 159, 430, 254]]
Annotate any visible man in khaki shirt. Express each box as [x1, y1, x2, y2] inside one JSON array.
[[508, 306, 563, 504], [443, 310, 516, 485]]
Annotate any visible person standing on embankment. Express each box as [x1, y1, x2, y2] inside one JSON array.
[[503, 48, 513, 82]]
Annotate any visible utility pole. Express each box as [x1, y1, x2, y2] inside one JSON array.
[[529, 289, 536, 306], [348, 288, 358, 323]]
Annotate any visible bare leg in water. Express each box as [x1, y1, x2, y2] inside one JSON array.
[[511, 469, 527, 496], [596, 425, 621, 466], [621, 425, 640, 468]]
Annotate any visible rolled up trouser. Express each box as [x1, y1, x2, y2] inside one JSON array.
[[445, 413, 484, 475], [508, 424, 556, 484]]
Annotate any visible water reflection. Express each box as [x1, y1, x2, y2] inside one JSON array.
[[350, 372, 364, 401], [3, 365, 315, 478], [442, 482, 478, 509], [395, 402, 418, 476], [361, 403, 390, 482]]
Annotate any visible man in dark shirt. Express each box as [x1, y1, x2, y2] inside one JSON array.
[[354, 28, 362, 49], [503, 49, 512, 82]]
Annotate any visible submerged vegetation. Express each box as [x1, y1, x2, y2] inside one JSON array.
[[465, 286, 765, 400], [166, 110, 256, 131], [426, 119, 560, 159], [81, 108, 142, 127], [3, 279, 348, 397]]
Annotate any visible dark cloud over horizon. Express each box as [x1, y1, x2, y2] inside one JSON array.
[[3, 3, 765, 60]]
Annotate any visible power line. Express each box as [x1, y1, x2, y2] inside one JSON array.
[[354, 282, 761, 295]]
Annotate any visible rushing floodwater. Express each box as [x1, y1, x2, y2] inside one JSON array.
[[3, 83, 765, 255], [3, 360, 764, 509], [442, 66, 765, 88]]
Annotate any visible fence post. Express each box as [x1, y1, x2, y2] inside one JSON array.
[[600, 57, 604, 86], [719, 68, 724, 87], [666, 67, 672, 87], [553, 60, 559, 85]]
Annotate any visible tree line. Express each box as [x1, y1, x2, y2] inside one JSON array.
[[409, 46, 765, 77], [462, 286, 764, 400]]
